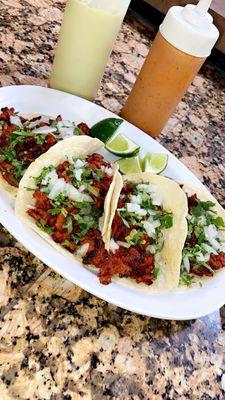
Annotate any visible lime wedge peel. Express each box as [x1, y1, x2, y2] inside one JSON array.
[[117, 156, 142, 174], [90, 118, 123, 143], [105, 134, 140, 157]]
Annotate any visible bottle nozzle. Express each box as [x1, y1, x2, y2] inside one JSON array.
[[196, 0, 212, 13]]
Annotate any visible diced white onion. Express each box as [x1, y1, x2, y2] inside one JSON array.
[[101, 165, 114, 176], [32, 126, 57, 135], [126, 203, 147, 216], [151, 219, 161, 229], [130, 195, 142, 205], [204, 224, 221, 251], [199, 215, 206, 226], [137, 183, 157, 193], [28, 118, 41, 129], [65, 184, 92, 202], [208, 211, 216, 216], [42, 170, 58, 186], [148, 210, 157, 216], [218, 230, 225, 242], [10, 115, 23, 128], [202, 243, 218, 255], [220, 244, 225, 253], [74, 168, 83, 181], [142, 220, 156, 238], [57, 126, 75, 138], [77, 243, 89, 257], [137, 183, 162, 206], [74, 159, 86, 169], [109, 238, 119, 254], [43, 170, 92, 202], [49, 179, 67, 200], [204, 224, 218, 240], [151, 195, 162, 206], [196, 251, 210, 262], [57, 120, 74, 129], [28, 115, 50, 129], [79, 185, 86, 193], [183, 255, 190, 272], [209, 238, 221, 251], [147, 244, 156, 254], [57, 120, 77, 138]]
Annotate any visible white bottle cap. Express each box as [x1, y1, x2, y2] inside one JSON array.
[[159, 0, 219, 57]]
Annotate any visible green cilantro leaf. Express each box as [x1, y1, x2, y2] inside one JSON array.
[[36, 135, 46, 145], [36, 219, 53, 234], [153, 267, 160, 280], [34, 166, 53, 186]]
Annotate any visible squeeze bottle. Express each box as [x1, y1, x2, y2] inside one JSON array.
[[49, 0, 131, 101], [121, 0, 219, 137]]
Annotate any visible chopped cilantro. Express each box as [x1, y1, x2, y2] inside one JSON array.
[[36, 219, 53, 234], [179, 273, 195, 287], [61, 207, 68, 217], [50, 120, 58, 128], [48, 207, 61, 215], [36, 135, 46, 145], [34, 166, 53, 186], [64, 216, 73, 234], [119, 210, 142, 225], [184, 197, 224, 275], [74, 201, 94, 209], [118, 212, 130, 228], [125, 229, 144, 246], [156, 213, 173, 229], [92, 169, 102, 182], [11, 159, 26, 179], [153, 267, 160, 280], [192, 200, 215, 217], [73, 127, 83, 135], [141, 198, 155, 210], [53, 193, 73, 207], [214, 216, 225, 228], [86, 183, 99, 196], [72, 215, 98, 243]]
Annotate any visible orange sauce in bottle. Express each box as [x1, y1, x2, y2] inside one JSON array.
[[121, 32, 206, 137]]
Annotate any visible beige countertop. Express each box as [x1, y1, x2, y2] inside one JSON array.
[[0, 1, 225, 399]]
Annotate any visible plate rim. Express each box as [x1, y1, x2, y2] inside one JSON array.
[[0, 84, 224, 320]]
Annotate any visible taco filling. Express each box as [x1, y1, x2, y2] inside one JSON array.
[[0, 107, 88, 189], [100, 181, 174, 285], [180, 192, 225, 286], [26, 153, 114, 260]]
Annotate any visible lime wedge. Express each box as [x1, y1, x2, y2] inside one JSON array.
[[142, 153, 168, 174], [141, 152, 151, 171], [90, 118, 123, 143], [106, 134, 140, 157], [117, 156, 142, 174]]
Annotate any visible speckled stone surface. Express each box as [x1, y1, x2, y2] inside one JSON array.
[[0, 1, 225, 399]]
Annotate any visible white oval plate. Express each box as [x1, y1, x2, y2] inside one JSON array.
[[0, 85, 224, 320]]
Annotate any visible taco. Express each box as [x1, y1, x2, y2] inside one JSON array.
[[179, 184, 225, 287], [0, 107, 88, 197], [102, 172, 188, 291], [15, 136, 118, 265]]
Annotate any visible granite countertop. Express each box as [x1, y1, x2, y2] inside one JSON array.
[[0, 1, 225, 399]]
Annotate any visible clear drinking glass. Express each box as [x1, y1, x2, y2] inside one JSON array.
[[49, 0, 131, 100]]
